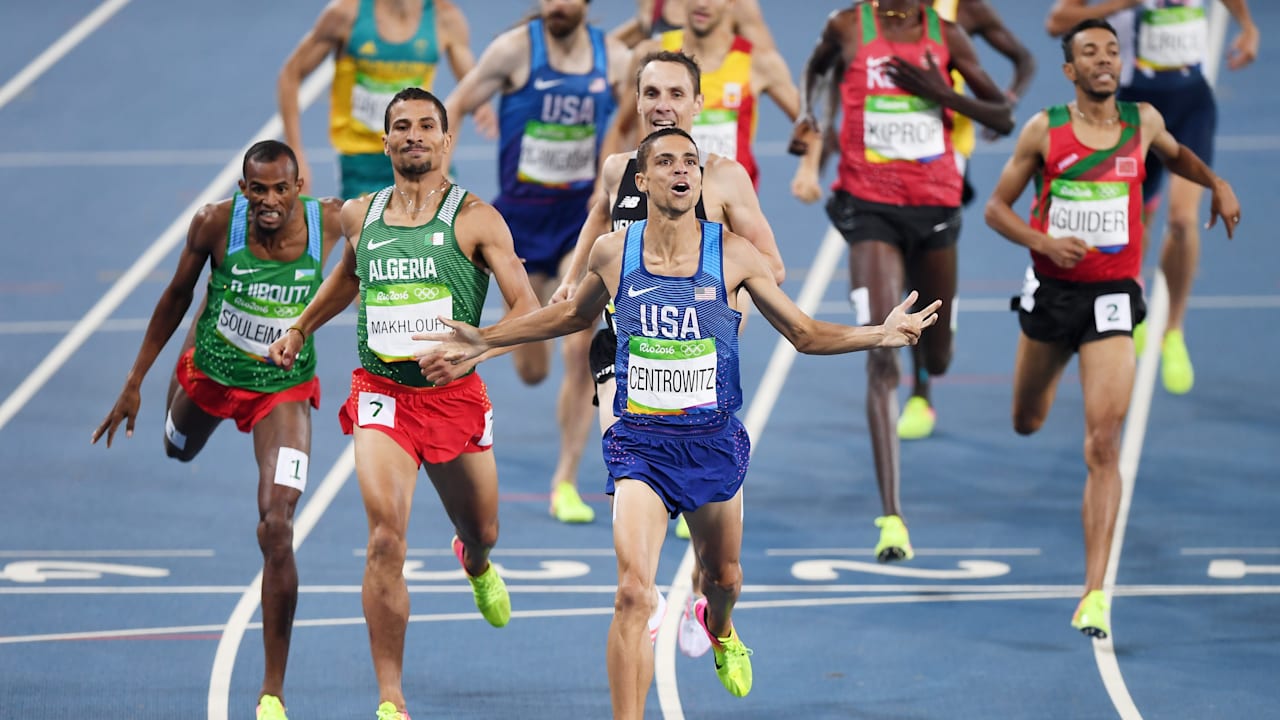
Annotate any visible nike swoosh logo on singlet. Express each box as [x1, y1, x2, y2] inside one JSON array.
[[367, 237, 398, 250], [627, 286, 659, 298]]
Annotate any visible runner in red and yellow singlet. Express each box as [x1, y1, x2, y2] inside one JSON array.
[[788, 0, 1013, 565], [985, 19, 1239, 641]]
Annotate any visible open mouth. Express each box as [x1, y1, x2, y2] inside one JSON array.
[[671, 181, 691, 194]]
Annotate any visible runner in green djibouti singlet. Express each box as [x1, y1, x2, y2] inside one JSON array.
[[354, 182, 489, 387], [194, 193, 325, 392]]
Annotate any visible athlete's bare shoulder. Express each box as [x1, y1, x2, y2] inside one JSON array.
[[600, 151, 634, 202], [339, 193, 376, 244], [191, 198, 234, 244]]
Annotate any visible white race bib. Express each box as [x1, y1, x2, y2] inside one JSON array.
[[217, 294, 302, 360], [1138, 6, 1207, 70], [625, 337, 718, 415], [357, 391, 396, 428], [1048, 179, 1130, 253], [351, 81, 397, 132], [864, 95, 945, 161], [1094, 292, 1133, 333], [518, 121, 596, 186], [364, 283, 453, 362], [693, 109, 739, 161]]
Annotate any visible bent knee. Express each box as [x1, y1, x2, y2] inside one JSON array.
[[1012, 410, 1046, 436], [366, 524, 408, 567], [164, 441, 197, 463], [613, 576, 656, 617], [699, 560, 743, 594]]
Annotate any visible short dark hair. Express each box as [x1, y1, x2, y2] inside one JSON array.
[[242, 140, 298, 179], [635, 50, 701, 96], [1061, 18, 1117, 62], [636, 127, 697, 172], [383, 87, 449, 133]]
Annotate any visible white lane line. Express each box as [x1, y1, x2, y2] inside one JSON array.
[[1093, 272, 1167, 720], [765, 547, 1043, 556], [0, 58, 333, 433], [0, 549, 213, 558], [1181, 548, 1280, 555], [656, 226, 846, 719], [12, 582, 1278, 646], [206, 441, 354, 720], [1094, 4, 1233, 715], [8, 581, 1279, 598], [0, 0, 131, 112]]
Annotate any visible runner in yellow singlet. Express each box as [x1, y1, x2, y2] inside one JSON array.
[[278, 0, 496, 199]]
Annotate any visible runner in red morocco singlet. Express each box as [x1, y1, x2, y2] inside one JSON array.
[[984, 18, 1240, 641]]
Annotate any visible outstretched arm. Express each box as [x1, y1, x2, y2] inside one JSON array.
[[417, 242, 614, 376], [93, 205, 219, 446], [727, 233, 939, 354]]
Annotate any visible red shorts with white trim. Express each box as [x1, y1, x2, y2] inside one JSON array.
[[175, 348, 321, 433], [338, 369, 493, 467]]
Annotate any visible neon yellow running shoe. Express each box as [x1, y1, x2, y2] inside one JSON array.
[[1161, 329, 1194, 395], [674, 514, 691, 539], [452, 536, 511, 627], [897, 396, 936, 440], [694, 597, 753, 697], [375, 701, 409, 720], [550, 482, 595, 523], [256, 694, 287, 720], [874, 515, 914, 563], [1132, 321, 1147, 356], [1071, 590, 1110, 639]]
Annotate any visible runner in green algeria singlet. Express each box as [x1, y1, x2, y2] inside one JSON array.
[[355, 184, 490, 387]]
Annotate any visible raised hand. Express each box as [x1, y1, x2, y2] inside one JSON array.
[[880, 291, 942, 348], [412, 317, 486, 365]]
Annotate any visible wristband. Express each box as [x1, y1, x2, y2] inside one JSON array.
[[287, 326, 306, 340]]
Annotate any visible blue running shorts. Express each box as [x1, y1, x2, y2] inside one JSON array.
[[603, 415, 750, 517]]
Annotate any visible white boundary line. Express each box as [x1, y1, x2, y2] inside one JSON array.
[[0, 58, 334, 433], [206, 442, 354, 720], [0, 0, 131, 112], [655, 227, 846, 719], [1094, 4, 1232, 716]]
